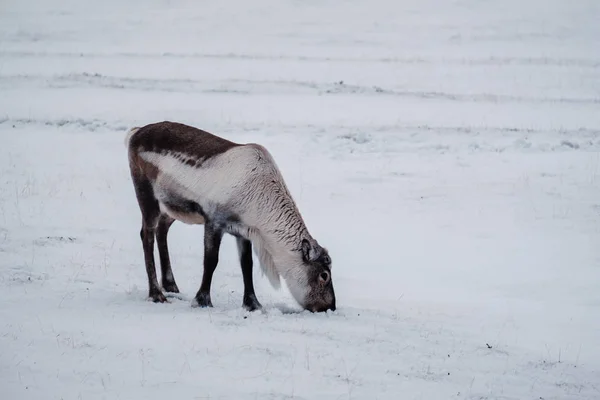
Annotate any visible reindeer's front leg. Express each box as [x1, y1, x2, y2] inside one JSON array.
[[194, 224, 223, 307], [236, 237, 262, 311]]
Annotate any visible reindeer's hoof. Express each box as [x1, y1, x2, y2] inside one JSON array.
[[243, 294, 263, 312], [162, 281, 180, 294], [193, 292, 213, 308], [149, 290, 168, 303]]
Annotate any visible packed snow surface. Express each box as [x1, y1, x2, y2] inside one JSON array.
[[1, 0, 599, 399]]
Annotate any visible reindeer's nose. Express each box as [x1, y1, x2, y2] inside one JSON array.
[[310, 303, 336, 313]]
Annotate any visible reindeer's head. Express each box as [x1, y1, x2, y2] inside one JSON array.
[[287, 239, 336, 313]]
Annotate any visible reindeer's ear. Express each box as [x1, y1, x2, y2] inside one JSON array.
[[301, 239, 312, 262], [301, 239, 321, 263]]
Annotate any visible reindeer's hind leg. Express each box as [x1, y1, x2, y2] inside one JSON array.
[[193, 223, 223, 308], [156, 214, 180, 293], [237, 237, 262, 311], [132, 175, 167, 303]]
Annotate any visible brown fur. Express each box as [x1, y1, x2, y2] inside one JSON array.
[[129, 121, 239, 160]]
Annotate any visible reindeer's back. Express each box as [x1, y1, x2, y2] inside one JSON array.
[[127, 121, 239, 159]]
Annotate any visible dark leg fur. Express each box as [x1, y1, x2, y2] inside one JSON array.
[[194, 224, 223, 307], [133, 177, 167, 303], [141, 227, 166, 302], [237, 237, 262, 311], [156, 214, 179, 293]]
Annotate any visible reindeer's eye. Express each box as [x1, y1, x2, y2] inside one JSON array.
[[319, 271, 330, 284]]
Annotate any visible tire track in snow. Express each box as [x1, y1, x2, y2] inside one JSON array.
[[2, 50, 600, 68], [2, 73, 599, 105], [0, 117, 130, 132], [1, 118, 598, 153], [2, 116, 597, 136]]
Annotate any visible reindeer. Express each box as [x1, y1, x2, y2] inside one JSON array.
[[125, 121, 336, 312]]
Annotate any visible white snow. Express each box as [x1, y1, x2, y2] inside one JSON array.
[[1, 0, 599, 399]]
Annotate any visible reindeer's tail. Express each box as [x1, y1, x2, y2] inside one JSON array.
[[124, 126, 141, 148]]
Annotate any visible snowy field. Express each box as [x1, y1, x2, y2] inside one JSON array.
[[1, 0, 600, 398]]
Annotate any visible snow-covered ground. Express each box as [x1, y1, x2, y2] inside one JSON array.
[[1, 0, 599, 398]]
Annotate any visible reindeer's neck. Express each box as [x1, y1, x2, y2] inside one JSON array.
[[259, 188, 309, 252], [240, 169, 310, 255]]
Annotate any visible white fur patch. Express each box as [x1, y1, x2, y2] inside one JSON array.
[[250, 232, 281, 289], [159, 202, 206, 225], [140, 147, 255, 207]]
